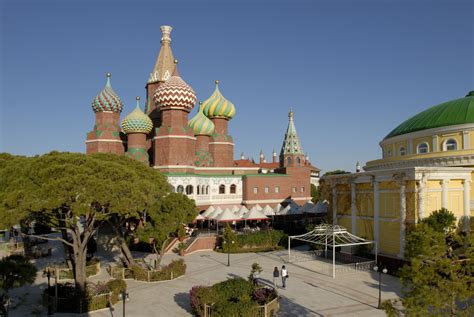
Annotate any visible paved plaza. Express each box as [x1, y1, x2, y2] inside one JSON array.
[[8, 237, 401, 317]]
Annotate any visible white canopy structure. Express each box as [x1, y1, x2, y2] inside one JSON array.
[[262, 205, 275, 216], [194, 214, 206, 221], [231, 205, 240, 213], [215, 208, 240, 222], [237, 205, 249, 217], [275, 203, 283, 213], [278, 205, 291, 215], [288, 224, 376, 278], [244, 207, 268, 220], [207, 207, 223, 219], [201, 205, 215, 218], [254, 204, 263, 211]]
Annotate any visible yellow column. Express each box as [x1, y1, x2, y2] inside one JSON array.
[[351, 182, 357, 234], [399, 182, 406, 258], [332, 185, 337, 225], [441, 179, 449, 209], [373, 180, 380, 247], [463, 179, 471, 231]]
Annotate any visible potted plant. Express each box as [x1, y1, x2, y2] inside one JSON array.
[[177, 243, 186, 256], [178, 226, 186, 242]]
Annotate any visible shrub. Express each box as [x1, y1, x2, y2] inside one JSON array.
[[130, 259, 186, 282], [235, 230, 286, 248], [189, 286, 215, 316], [252, 287, 277, 305]]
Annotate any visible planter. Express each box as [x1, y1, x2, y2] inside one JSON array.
[[179, 250, 185, 256]]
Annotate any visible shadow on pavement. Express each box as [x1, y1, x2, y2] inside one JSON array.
[[173, 292, 192, 314], [278, 295, 323, 317]]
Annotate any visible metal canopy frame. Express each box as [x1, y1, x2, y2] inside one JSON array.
[[288, 224, 377, 278]]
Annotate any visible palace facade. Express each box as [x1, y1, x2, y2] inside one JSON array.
[[322, 91, 474, 259], [85, 25, 320, 211]]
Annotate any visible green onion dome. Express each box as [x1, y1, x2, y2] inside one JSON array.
[[92, 73, 124, 113], [153, 61, 196, 112], [385, 91, 474, 140], [202, 80, 236, 120], [121, 97, 153, 134], [189, 102, 215, 136]]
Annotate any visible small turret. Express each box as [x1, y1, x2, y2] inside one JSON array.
[[356, 161, 361, 173]]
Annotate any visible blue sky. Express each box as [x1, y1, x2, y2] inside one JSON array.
[[1, 0, 472, 172]]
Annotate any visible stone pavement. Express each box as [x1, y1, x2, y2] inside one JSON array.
[[9, 246, 401, 316]]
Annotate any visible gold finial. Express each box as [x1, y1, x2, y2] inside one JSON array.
[[106, 72, 111, 78], [136, 96, 140, 101], [289, 108, 294, 118], [215, 80, 219, 85], [174, 59, 178, 64]]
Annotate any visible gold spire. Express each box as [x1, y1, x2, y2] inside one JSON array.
[[148, 25, 175, 83]]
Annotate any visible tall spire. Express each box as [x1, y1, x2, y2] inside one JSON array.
[[280, 109, 304, 156], [148, 25, 175, 83]]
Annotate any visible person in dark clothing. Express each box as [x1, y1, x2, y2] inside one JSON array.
[[273, 266, 280, 288]]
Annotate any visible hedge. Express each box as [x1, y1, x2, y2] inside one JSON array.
[[218, 230, 287, 253], [130, 259, 186, 282], [190, 278, 277, 317]]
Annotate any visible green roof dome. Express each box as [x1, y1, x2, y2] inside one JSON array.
[[385, 91, 474, 140], [202, 81, 235, 120], [92, 73, 124, 113], [121, 97, 153, 134], [189, 102, 215, 136]]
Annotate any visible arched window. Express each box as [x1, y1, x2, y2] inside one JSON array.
[[230, 184, 237, 194], [177, 185, 184, 194], [186, 185, 193, 195], [399, 147, 406, 156], [287, 157, 292, 165], [197, 186, 200, 195], [206, 185, 210, 195], [219, 184, 226, 194], [445, 139, 457, 151], [296, 157, 301, 165], [417, 143, 429, 154]]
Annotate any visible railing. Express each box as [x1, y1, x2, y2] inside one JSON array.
[[44, 262, 101, 281], [203, 297, 279, 317], [44, 291, 114, 314], [107, 264, 184, 282]]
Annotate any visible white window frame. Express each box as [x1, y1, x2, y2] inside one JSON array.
[[417, 142, 429, 154]]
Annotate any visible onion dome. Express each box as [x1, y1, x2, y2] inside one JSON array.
[[152, 60, 196, 112], [92, 73, 124, 113], [189, 102, 215, 136], [121, 97, 153, 134], [202, 80, 236, 119], [385, 91, 474, 140]]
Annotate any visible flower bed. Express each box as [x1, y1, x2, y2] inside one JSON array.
[[43, 278, 126, 313], [190, 278, 278, 317], [109, 259, 186, 282]]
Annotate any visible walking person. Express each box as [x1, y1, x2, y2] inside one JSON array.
[[281, 265, 288, 289], [273, 266, 280, 288]]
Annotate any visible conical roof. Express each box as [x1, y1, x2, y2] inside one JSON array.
[[243, 207, 268, 220], [202, 81, 236, 119], [201, 206, 215, 218], [280, 110, 304, 156], [215, 208, 241, 222], [92, 73, 124, 113], [121, 97, 153, 134], [148, 25, 175, 84], [153, 61, 196, 112], [262, 205, 275, 216], [189, 102, 215, 136]]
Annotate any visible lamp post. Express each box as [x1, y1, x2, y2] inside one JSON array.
[[223, 239, 235, 267], [373, 265, 387, 309], [46, 271, 52, 315], [119, 290, 130, 317]]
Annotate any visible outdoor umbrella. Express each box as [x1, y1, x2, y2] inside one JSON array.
[[262, 205, 275, 216]]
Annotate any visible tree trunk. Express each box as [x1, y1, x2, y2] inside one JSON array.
[[154, 238, 169, 269], [73, 250, 87, 295], [108, 218, 136, 267]]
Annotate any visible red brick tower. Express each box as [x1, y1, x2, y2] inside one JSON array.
[[189, 102, 215, 166], [152, 61, 197, 172], [202, 81, 236, 167], [145, 25, 176, 128], [86, 73, 125, 155], [121, 96, 153, 164]]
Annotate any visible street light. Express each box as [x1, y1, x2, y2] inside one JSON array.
[[223, 239, 235, 267], [373, 265, 388, 309], [118, 290, 130, 317]]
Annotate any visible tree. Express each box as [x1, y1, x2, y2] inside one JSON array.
[[136, 192, 197, 268], [322, 170, 349, 176], [0, 152, 169, 294], [401, 210, 473, 316], [0, 255, 36, 298], [310, 184, 319, 203], [222, 224, 237, 253]]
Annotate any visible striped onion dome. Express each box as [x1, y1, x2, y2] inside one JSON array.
[[153, 61, 196, 112], [189, 102, 215, 136], [92, 73, 124, 113], [121, 97, 153, 134], [202, 80, 235, 120]]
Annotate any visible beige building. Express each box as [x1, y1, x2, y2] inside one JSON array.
[[323, 91, 474, 259]]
